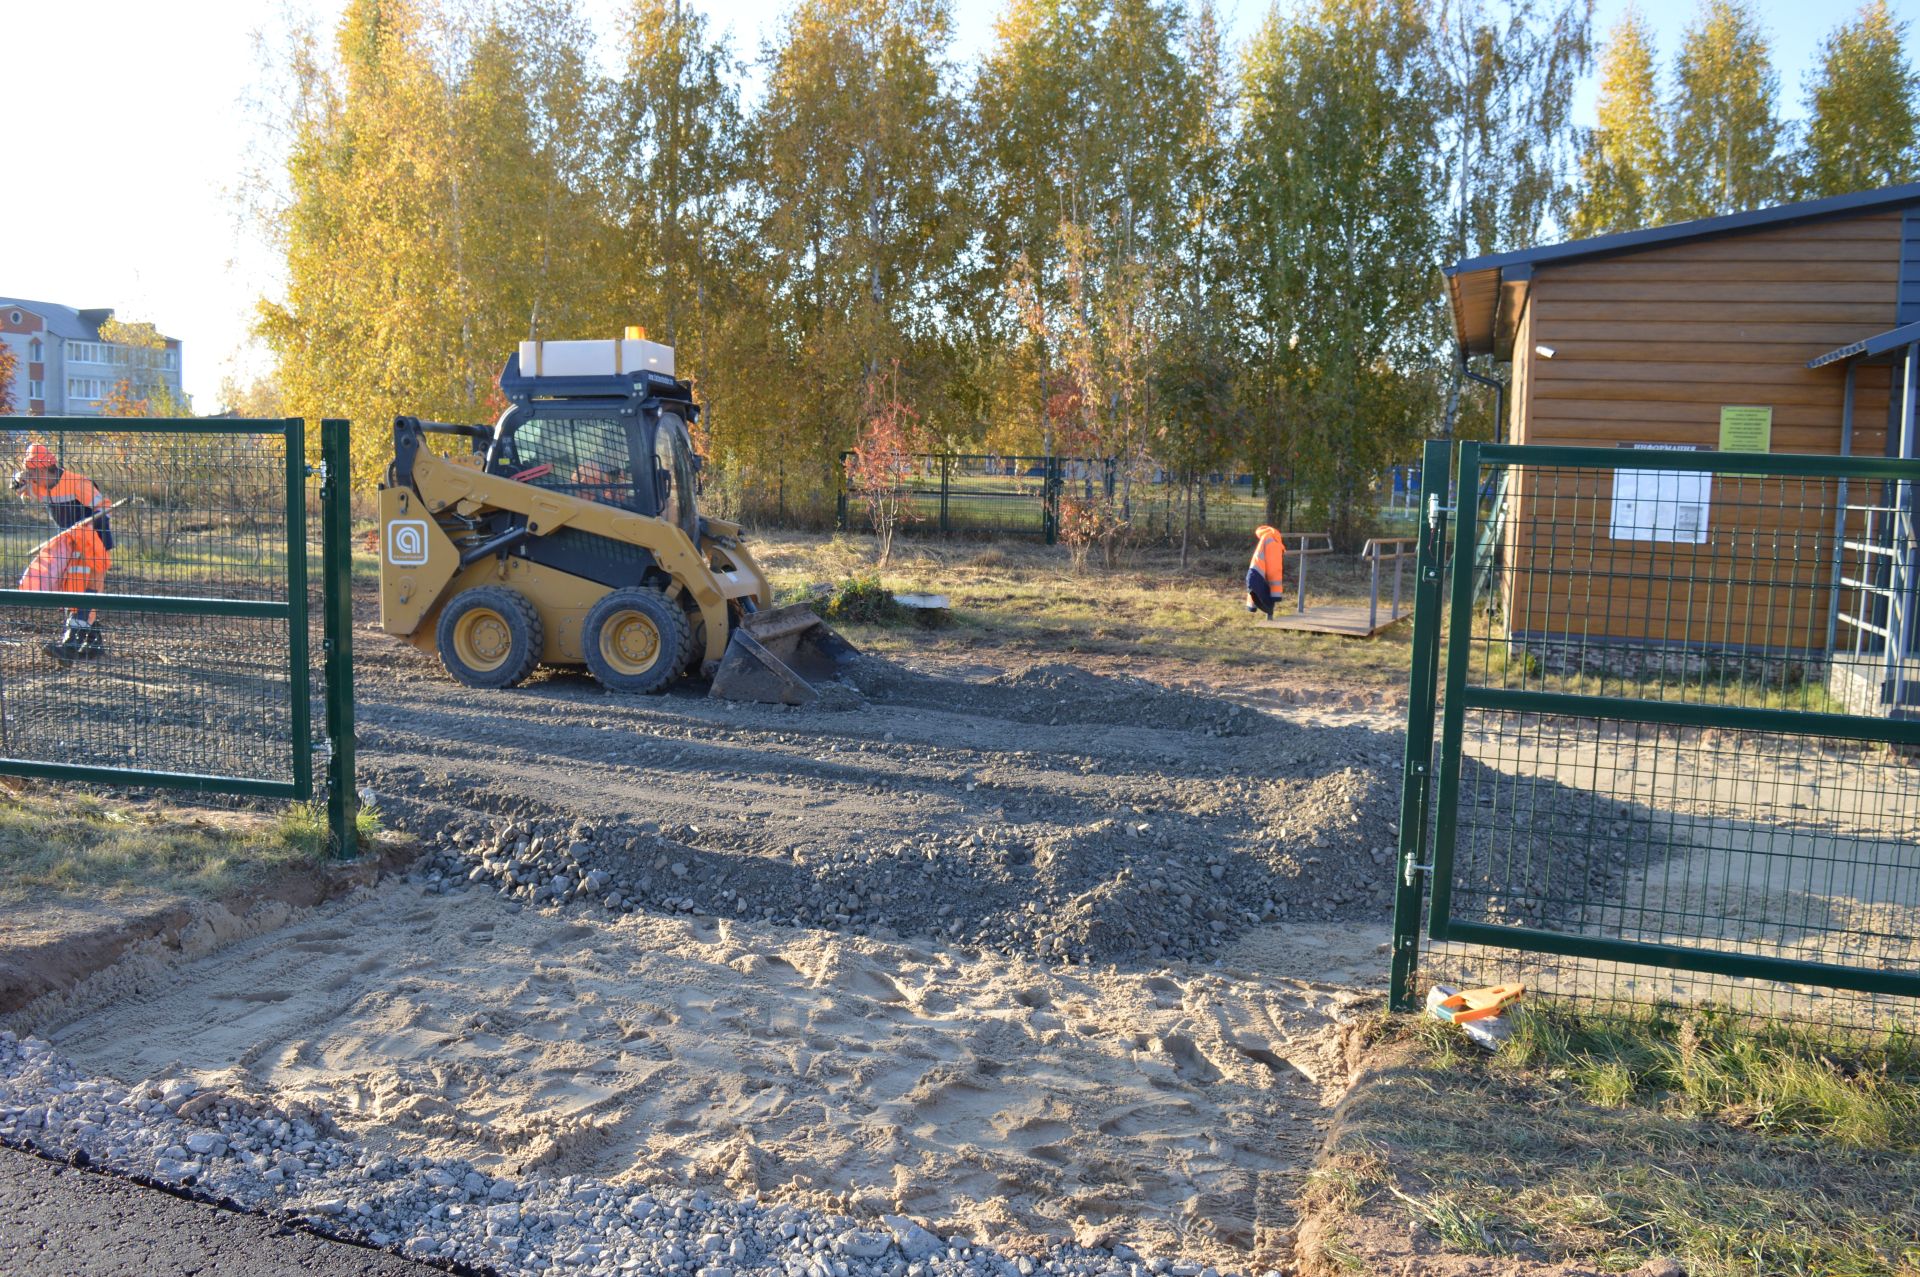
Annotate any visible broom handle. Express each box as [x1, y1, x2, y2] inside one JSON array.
[[21, 497, 131, 559]]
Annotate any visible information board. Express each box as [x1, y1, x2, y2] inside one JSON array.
[[1611, 444, 1710, 544], [1719, 405, 1773, 453]]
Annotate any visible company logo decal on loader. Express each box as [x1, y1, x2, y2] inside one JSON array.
[[387, 519, 430, 566]]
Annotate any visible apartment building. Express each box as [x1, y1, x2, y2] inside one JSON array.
[[0, 297, 183, 415]]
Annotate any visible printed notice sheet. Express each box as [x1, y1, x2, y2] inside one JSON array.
[[1610, 447, 1710, 544]]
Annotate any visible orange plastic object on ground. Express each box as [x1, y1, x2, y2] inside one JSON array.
[[1426, 982, 1524, 1024]]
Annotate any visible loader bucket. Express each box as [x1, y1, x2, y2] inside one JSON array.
[[709, 602, 860, 705]]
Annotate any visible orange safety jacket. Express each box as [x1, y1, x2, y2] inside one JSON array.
[[1249, 524, 1285, 591], [42, 472, 115, 552]]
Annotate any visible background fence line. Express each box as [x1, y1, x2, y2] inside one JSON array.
[[810, 452, 1431, 547]]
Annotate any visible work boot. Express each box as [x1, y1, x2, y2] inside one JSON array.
[[73, 620, 105, 660], [43, 626, 83, 662], [43, 619, 102, 663]]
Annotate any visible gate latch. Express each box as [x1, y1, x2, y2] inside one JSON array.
[[1403, 852, 1434, 887], [1427, 493, 1456, 532]]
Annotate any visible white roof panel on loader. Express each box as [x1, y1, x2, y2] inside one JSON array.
[[519, 337, 675, 378]]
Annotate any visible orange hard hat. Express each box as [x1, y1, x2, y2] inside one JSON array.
[[22, 443, 55, 470]]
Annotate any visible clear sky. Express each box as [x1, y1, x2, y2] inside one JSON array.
[[0, 1, 1884, 409]]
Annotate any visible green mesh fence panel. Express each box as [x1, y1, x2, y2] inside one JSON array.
[[1396, 442, 1920, 1033], [0, 420, 312, 797]]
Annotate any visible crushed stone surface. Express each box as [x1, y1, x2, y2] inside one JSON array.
[[355, 651, 1628, 964], [0, 1030, 1285, 1277]]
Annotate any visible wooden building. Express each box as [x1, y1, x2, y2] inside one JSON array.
[[1444, 184, 1919, 696]]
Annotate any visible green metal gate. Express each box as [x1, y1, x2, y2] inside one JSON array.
[[1392, 439, 1920, 1027], [0, 418, 357, 855]]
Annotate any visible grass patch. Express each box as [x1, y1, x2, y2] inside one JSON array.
[[1493, 1004, 1920, 1149], [1316, 1008, 1920, 1276], [0, 784, 339, 905], [816, 573, 908, 626], [749, 530, 1410, 687], [276, 799, 386, 861]]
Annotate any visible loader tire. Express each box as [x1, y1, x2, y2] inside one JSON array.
[[584, 587, 689, 694], [683, 602, 708, 676], [437, 586, 543, 689]]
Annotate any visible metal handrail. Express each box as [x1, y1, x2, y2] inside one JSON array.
[[1280, 532, 1334, 614], [1835, 501, 1916, 717], [1360, 537, 1417, 630], [1470, 466, 1510, 609]]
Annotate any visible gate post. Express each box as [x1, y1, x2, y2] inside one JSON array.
[[321, 419, 359, 859], [1389, 438, 1453, 1010], [285, 418, 313, 805], [836, 453, 849, 532]]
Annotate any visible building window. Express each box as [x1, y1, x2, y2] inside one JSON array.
[[29, 339, 42, 361], [6, 311, 20, 325], [66, 377, 105, 400], [27, 380, 43, 400], [162, 350, 178, 370], [67, 341, 100, 364]]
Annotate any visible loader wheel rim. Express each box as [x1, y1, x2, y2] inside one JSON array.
[[600, 611, 663, 675], [453, 608, 513, 673]]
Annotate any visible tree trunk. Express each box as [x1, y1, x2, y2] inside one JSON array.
[[1179, 468, 1193, 568]]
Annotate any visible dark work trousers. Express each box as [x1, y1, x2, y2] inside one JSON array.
[[1246, 566, 1276, 618]]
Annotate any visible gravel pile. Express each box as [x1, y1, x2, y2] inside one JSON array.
[[0, 1032, 1269, 1277], [356, 655, 1422, 967], [385, 770, 1403, 969]]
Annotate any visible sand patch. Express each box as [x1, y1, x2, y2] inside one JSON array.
[[32, 883, 1382, 1267]]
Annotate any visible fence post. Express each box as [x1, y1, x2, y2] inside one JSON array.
[[940, 454, 951, 535], [1390, 440, 1453, 1011], [1043, 457, 1059, 545], [321, 419, 359, 859], [836, 453, 848, 531], [285, 418, 313, 806]]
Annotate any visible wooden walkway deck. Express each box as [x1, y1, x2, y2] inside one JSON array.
[[1256, 602, 1411, 638]]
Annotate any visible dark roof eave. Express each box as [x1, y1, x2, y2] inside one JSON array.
[[1450, 264, 1531, 361], [1808, 318, 1920, 368], [1446, 181, 1920, 361], [1444, 181, 1920, 282]]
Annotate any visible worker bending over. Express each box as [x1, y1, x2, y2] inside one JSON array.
[[13, 443, 113, 661], [1245, 524, 1285, 619]]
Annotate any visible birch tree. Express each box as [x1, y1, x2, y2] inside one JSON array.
[[1236, 0, 1442, 541], [750, 0, 970, 493], [1571, 10, 1667, 234], [1799, 1, 1920, 197], [1666, 0, 1786, 219]]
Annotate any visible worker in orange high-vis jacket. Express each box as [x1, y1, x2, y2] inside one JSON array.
[[12, 443, 114, 661], [1245, 523, 1285, 619]]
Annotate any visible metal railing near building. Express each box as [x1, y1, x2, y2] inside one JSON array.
[[1359, 537, 1416, 631]]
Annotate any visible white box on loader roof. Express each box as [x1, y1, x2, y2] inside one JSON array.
[[518, 336, 675, 378]]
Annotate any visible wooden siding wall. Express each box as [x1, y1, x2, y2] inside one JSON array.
[[1503, 209, 1907, 650]]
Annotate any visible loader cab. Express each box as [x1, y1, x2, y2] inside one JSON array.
[[489, 352, 702, 542]]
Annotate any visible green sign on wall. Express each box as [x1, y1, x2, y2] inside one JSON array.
[[1719, 405, 1773, 453]]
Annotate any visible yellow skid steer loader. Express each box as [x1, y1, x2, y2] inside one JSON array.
[[378, 335, 856, 704]]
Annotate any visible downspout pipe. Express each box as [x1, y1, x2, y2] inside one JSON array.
[[1461, 353, 1506, 445]]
